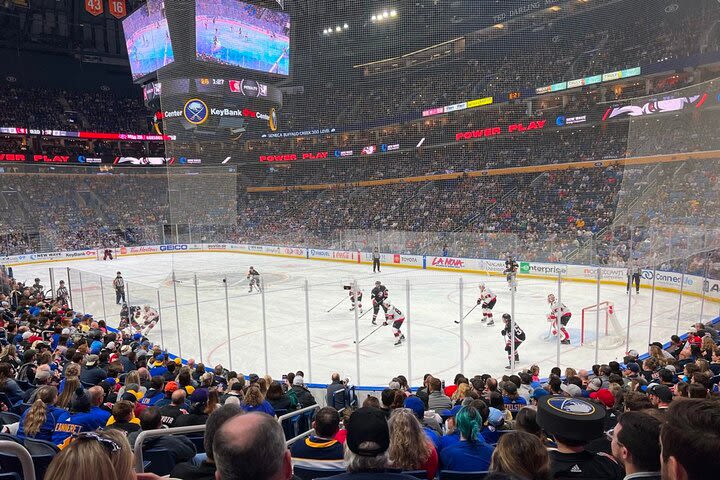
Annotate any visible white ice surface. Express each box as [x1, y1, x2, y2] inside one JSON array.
[[15, 252, 717, 387]]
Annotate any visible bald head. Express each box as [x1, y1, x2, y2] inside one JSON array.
[[171, 389, 186, 405], [88, 386, 104, 406], [213, 412, 291, 480]]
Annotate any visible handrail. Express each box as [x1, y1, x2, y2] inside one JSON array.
[[286, 428, 316, 447], [277, 404, 320, 423], [133, 424, 207, 473], [0, 440, 36, 480]]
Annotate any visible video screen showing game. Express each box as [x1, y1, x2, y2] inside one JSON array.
[[196, 0, 291, 76], [123, 0, 175, 80]]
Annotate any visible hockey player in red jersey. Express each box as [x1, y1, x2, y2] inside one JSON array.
[[383, 301, 406, 346], [500, 313, 525, 369], [476, 282, 497, 326], [547, 293, 572, 344]]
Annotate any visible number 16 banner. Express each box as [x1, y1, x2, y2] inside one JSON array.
[[109, 0, 127, 19], [85, 0, 103, 16]]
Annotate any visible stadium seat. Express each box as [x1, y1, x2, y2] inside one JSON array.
[[0, 472, 21, 480], [402, 470, 428, 478], [14, 381, 31, 392], [0, 393, 13, 412], [439, 470, 489, 479], [292, 466, 345, 480], [22, 438, 58, 480], [144, 448, 176, 476], [186, 434, 205, 453], [0, 412, 20, 426]]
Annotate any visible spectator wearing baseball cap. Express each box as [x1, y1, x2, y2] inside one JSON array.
[[404, 396, 441, 449], [149, 353, 168, 377], [438, 405, 494, 472], [79, 354, 107, 386], [622, 362, 647, 388], [326, 407, 418, 479], [174, 388, 210, 427], [502, 382, 527, 418], [561, 384, 583, 398], [438, 405, 463, 452], [647, 384, 672, 409]]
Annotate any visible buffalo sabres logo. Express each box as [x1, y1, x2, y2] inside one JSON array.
[[548, 397, 596, 415], [183, 99, 209, 125]]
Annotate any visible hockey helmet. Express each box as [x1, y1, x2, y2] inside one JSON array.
[[547, 293, 556, 303], [375, 281, 381, 286], [478, 282, 486, 290], [502, 313, 511, 323], [383, 300, 392, 308]]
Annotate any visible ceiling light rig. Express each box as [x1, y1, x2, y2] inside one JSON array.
[[323, 23, 350, 35], [371, 8, 398, 22]]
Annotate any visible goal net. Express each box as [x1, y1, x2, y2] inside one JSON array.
[[580, 301, 625, 350]]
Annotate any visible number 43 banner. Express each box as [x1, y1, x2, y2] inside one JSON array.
[[86, 0, 127, 19]]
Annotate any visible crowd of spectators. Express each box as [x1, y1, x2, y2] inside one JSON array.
[[0, 271, 719, 480]]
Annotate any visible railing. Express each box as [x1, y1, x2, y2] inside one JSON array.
[[133, 424, 207, 474], [278, 404, 321, 447], [0, 440, 36, 480]]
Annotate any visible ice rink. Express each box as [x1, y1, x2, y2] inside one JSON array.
[[15, 252, 717, 386]]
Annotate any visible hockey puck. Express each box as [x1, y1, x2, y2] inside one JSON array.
[[536, 395, 606, 442]]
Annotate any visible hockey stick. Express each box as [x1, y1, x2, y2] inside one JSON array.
[[353, 324, 385, 344], [358, 308, 371, 319], [326, 296, 347, 313], [454, 303, 480, 324]]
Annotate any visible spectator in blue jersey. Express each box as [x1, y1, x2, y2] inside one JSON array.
[[170, 403, 243, 480], [138, 376, 165, 407], [439, 405, 463, 452], [79, 354, 106, 386], [502, 382, 527, 418], [149, 353, 168, 377], [240, 384, 275, 416], [291, 407, 345, 471], [439, 405, 494, 472], [404, 395, 441, 449], [17, 385, 69, 442], [52, 386, 110, 447]]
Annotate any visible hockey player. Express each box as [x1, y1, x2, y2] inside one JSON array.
[[349, 285, 363, 313], [370, 281, 389, 325], [247, 266, 261, 293], [547, 293, 571, 345], [476, 282, 497, 326], [504, 255, 518, 291], [500, 313, 525, 369], [103, 248, 114, 260], [140, 305, 160, 335], [383, 301, 406, 346]]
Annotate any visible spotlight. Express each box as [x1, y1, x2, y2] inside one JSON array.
[[383, 11, 389, 18], [335, 26, 341, 32], [390, 9, 397, 17], [371, 14, 377, 21], [344, 23, 349, 29]]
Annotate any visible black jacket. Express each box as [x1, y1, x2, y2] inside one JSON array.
[[291, 384, 317, 408], [128, 431, 196, 463]]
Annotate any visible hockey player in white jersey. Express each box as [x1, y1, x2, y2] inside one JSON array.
[[349, 285, 363, 313], [383, 301, 406, 346], [547, 293, 571, 344], [476, 283, 497, 326]]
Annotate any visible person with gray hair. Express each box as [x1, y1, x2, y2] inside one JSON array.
[[290, 375, 316, 407], [325, 407, 418, 479], [213, 411, 294, 480]]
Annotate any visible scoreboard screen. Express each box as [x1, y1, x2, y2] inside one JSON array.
[[123, 0, 175, 80], [195, 0, 291, 76]]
